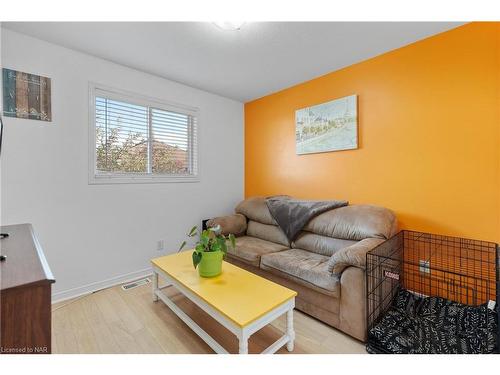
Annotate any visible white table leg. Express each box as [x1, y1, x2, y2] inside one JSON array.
[[238, 334, 249, 354], [152, 270, 159, 302], [286, 308, 295, 352]]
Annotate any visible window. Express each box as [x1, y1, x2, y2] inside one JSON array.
[[89, 85, 198, 183]]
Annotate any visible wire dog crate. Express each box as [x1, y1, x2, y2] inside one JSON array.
[[366, 230, 499, 354]]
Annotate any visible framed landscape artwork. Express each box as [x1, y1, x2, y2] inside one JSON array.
[[2, 68, 52, 121], [295, 94, 357, 155]]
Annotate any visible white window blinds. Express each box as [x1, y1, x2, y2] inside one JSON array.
[[92, 88, 198, 182]]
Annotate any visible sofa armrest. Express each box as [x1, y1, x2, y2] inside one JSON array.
[[206, 214, 247, 236], [327, 238, 385, 276]]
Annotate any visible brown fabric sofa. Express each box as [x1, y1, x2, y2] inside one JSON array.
[[207, 196, 397, 341]]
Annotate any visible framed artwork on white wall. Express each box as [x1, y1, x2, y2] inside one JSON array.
[[2, 68, 52, 122]]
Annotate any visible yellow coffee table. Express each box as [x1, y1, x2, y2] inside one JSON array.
[[151, 251, 297, 354]]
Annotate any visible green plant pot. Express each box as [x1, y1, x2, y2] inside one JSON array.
[[197, 250, 223, 278]]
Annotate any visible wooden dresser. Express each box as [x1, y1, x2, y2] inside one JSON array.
[[0, 224, 55, 354]]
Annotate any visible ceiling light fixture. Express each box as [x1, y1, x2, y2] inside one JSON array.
[[213, 22, 246, 31]]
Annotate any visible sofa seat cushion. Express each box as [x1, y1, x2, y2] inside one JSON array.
[[226, 236, 288, 267], [260, 249, 340, 297]]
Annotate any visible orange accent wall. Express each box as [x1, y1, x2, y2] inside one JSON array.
[[245, 23, 500, 242]]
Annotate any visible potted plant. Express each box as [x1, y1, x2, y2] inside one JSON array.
[[179, 225, 236, 277]]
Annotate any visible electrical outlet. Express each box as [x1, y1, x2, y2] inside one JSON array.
[[419, 260, 430, 274], [157, 240, 165, 252]]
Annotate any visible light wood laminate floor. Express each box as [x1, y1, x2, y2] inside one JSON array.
[[52, 281, 367, 354]]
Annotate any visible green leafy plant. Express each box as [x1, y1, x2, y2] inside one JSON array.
[[179, 225, 236, 269]]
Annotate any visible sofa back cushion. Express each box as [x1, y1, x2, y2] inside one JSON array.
[[235, 196, 277, 225], [247, 220, 290, 247], [292, 232, 357, 257], [304, 205, 397, 241]]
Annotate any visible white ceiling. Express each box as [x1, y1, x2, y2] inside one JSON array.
[[3, 22, 463, 102]]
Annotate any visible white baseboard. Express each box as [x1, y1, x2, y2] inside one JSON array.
[[52, 268, 152, 304]]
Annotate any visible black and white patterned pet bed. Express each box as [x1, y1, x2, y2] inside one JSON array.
[[367, 289, 498, 354]]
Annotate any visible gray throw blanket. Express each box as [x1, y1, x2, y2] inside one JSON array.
[[266, 197, 348, 241]]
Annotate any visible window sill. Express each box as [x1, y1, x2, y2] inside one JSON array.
[[89, 174, 200, 185]]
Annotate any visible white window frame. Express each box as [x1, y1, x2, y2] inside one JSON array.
[[88, 83, 200, 184]]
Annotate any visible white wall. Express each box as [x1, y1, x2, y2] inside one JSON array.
[[0, 29, 244, 301]]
